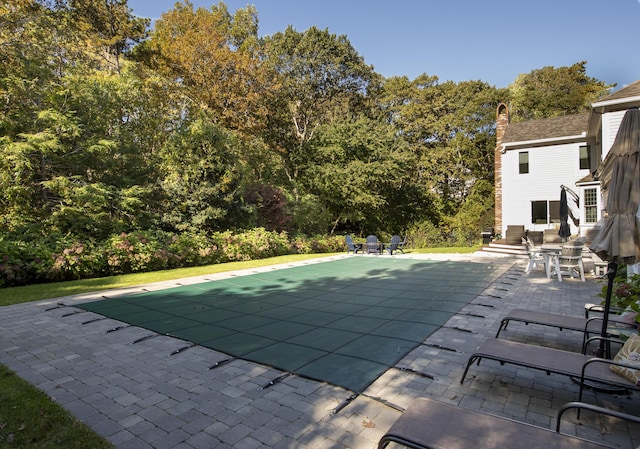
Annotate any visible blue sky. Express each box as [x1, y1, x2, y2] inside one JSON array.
[[127, 0, 640, 89]]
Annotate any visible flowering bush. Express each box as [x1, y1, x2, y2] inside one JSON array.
[[598, 271, 640, 323], [50, 240, 105, 280], [289, 235, 313, 254], [166, 233, 222, 267], [0, 238, 51, 287], [105, 232, 166, 274], [214, 228, 290, 262], [309, 235, 344, 253], [0, 228, 345, 287]]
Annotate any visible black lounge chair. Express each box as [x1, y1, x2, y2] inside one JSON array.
[[460, 337, 640, 404], [557, 401, 640, 432], [378, 397, 618, 449], [345, 235, 362, 255]]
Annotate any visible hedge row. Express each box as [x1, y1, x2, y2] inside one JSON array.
[[0, 228, 345, 288]]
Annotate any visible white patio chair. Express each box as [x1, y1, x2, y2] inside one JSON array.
[[522, 237, 545, 274], [548, 242, 585, 282]]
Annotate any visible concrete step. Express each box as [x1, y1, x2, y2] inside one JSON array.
[[482, 241, 527, 256]]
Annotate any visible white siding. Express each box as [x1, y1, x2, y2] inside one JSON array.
[[501, 142, 588, 234], [602, 110, 627, 158]]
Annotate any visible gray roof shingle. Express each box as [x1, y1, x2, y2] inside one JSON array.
[[597, 80, 640, 102], [502, 113, 589, 144]]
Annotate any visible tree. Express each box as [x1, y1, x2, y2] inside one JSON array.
[[304, 115, 426, 234], [382, 76, 504, 221], [158, 118, 249, 232], [0, 0, 69, 138], [140, 1, 269, 135], [0, 65, 169, 237], [261, 26, 378, 190], [508, 61, 613, 122], [0, 1, 170, 237], [69, 0, 149, 72], [447, 179, 495, 245]]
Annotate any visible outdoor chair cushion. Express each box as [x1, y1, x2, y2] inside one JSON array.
[[611, 333, 640, 386], [505, 225, 525, 245]]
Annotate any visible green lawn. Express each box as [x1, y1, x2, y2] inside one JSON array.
[[0, 248, 480, 307], [0, 364, 115, 448], [0, 248, 479, 447], [0, 253, 338, 307]]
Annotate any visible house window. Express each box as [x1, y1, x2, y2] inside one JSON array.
[[519, 152, 529, 174], [579, 145, 590, 170], [549, 200, 560, 223], [531, 200, 560, 224], [531, 201, 547, 224], [584, 188, 598, 223]]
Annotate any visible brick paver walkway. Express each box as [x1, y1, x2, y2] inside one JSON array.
[[2, 253, 640, 448]]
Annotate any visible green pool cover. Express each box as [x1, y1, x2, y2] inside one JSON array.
[[78, 257, 506, 392]]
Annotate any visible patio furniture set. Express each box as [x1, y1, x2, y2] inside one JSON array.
[[379, 107, 640, 449], [379, 304, 640, 449], [345, 234, 406, 255], [523, 236, 587, 281]]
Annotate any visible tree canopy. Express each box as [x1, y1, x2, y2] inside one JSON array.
[[508, 61, 613, 122], [0, 0, 615, 253]]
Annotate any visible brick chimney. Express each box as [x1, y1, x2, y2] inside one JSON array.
[[494, 103, 509, 236]]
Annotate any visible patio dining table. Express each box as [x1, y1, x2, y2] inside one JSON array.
[[540, 245, 562, 280]]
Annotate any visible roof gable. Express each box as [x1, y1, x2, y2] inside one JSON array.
[[589, 80, 640, 137], [598, 80, 640, 103], [502, 113, 589, 145]]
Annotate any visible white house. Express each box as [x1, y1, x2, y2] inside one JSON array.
[[494, 80, 640, 244]]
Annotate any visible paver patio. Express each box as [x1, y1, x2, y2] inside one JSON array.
[[1, 253, 640, 448]]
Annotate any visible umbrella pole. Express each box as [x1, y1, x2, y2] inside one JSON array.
[[598, 262, 618, 358]]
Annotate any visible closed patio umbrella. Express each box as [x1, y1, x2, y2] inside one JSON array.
[[558, 188, 571, 242], [590, 107, 640, 355]]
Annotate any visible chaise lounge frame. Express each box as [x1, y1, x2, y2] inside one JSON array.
[[495, 309, 636, 355], [460, 337, 640, 403], [496, 308, 605, 337], [378, 397, 633, 449]]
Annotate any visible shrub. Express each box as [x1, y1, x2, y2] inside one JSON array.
[[309, 235, 344, 253], [104, 231, 172, 275], [406, 220, 448, 248], [599, 269, 640, 323], [0, 228, 343, 287], [289, 234, 314, 254], [50, 239, 106, 281], [214, 228, 291, 262], [0, 239, 49, 287], [166, 232, 222, 267]]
